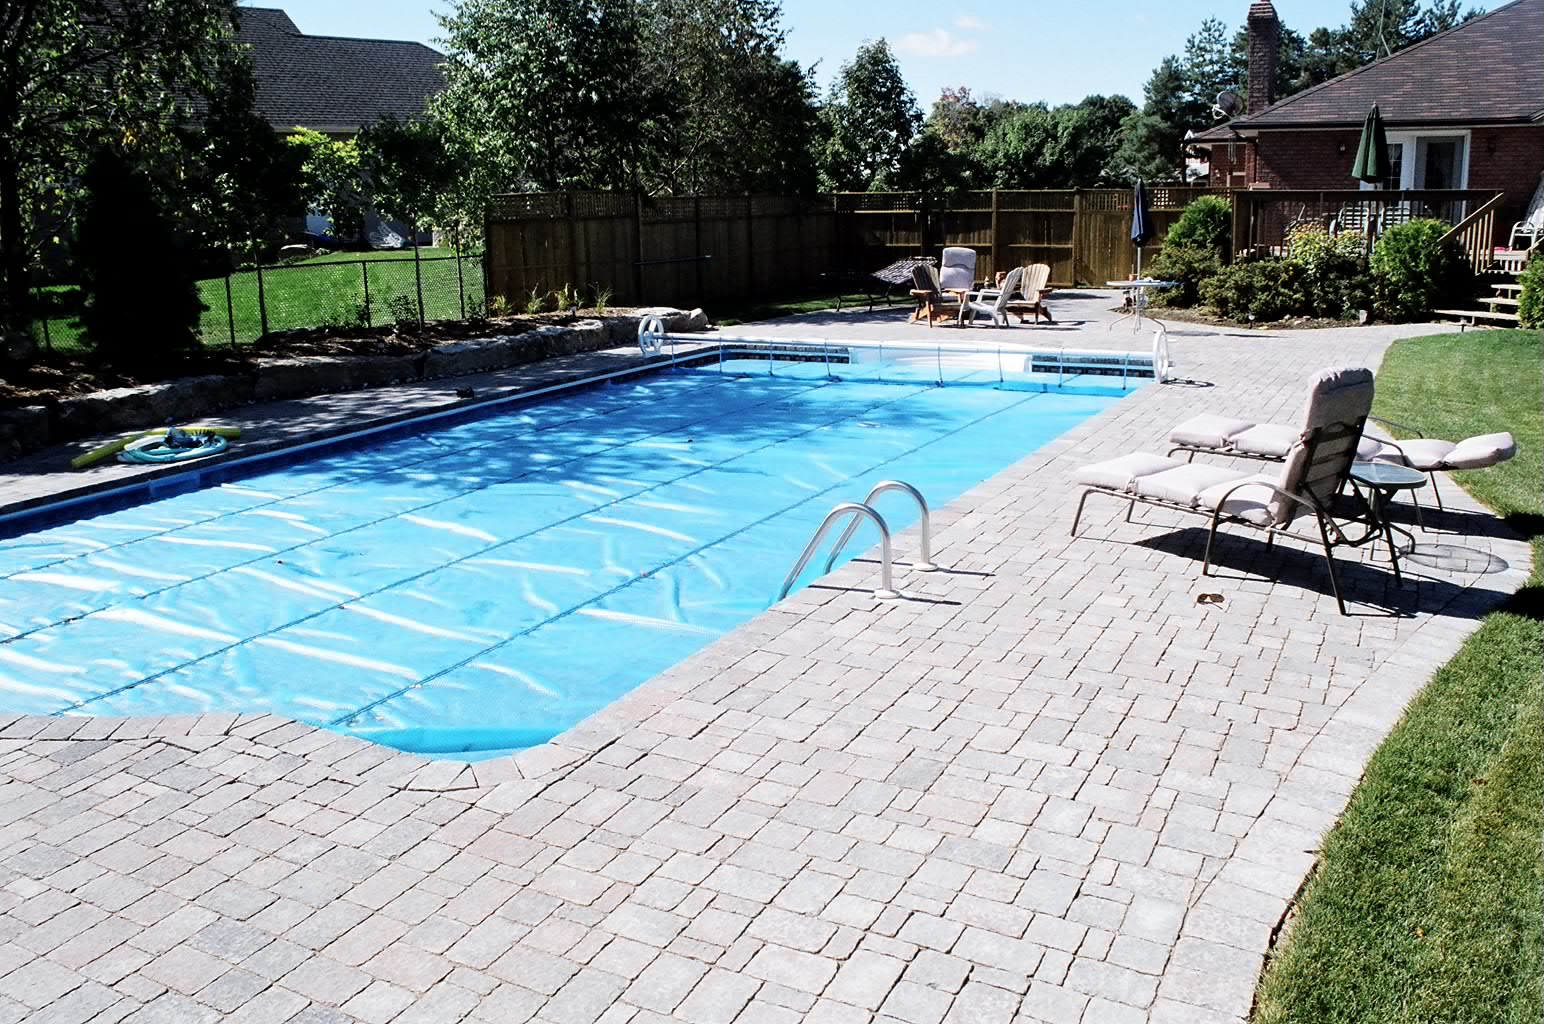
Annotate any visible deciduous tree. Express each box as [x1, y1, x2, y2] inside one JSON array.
[[815, 40, 921, 192], [0, 0, 243, 329]]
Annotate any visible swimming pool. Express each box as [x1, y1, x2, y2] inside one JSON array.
[[0, 355, 1135, 757]]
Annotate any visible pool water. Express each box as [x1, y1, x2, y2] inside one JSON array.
[[0, 359, 1130, 757]]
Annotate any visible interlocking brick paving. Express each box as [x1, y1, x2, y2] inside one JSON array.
[[0, 296, 1530, 1023]]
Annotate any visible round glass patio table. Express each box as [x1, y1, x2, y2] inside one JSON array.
[[1349, 461, 1427, 582]]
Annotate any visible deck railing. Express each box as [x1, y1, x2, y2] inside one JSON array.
[[1439, 192, 1508, 273], [1232, 189, 1500, 258]]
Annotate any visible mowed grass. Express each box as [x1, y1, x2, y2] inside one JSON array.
[[1253, 330, 1542, 1024], [34, 248, 484, 352]]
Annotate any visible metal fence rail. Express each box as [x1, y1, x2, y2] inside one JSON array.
[[31, 251, 485, 356]]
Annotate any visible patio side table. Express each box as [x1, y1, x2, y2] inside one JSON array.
[[1348, 461, 1427, 582]]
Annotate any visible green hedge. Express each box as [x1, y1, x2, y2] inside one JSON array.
[[1519, 254, 1542, 329]]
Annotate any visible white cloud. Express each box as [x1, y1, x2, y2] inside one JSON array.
[[955, 15, 987, 32], [894, 29, 979, 59]]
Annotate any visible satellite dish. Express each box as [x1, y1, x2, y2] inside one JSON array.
[[1213, 90, 1244, 119]]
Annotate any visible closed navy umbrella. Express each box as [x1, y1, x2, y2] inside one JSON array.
[[1130, 179, 1154, 277]]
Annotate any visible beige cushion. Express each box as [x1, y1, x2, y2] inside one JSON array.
[[1197, 473, 1282, 526], [1133, 463, 1249, 507], [1231, 424, 1299, 458], [1170, 414, 1255, 449], [1386, 438, 1456, 470], [1356, 436, 1391, 460], [1075, 453, 1179, 492], [1442, 432, 1516, 470]]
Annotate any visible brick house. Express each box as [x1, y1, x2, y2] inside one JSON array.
[[1192, 0, 1544, 245]]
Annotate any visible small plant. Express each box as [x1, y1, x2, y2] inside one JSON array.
[[1371, 219, 1472, 321], [387, 294, 420, 331], [524, 288, 549, 315], [1517, 253, 1542, 329], [555, 283, 581, 313], [592, 285, 613, 316], [325, 299, 370, 330], [486, 294, 513, 318], [1148, 244, 1220, 308], [1286, 227, 1372, 320], [1199, 258, 1306, 323], [1164, 195, 1232, 259]]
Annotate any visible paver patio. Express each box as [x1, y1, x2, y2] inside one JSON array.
[[0, 293, 1531, 1024]]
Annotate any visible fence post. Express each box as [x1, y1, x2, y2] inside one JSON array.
[[36, 287, 52, 355], [1072, 190, 1084, 285], [990, 189, 1000, 281], [361, 261, 372, 327], [254, 250, 270, 337], [223, 272, 236, 347], [455, 232, 466, 320], [412, 228, 425, 327], [482, 206, 493, 312], [633, 192, 645, 304], [565, 193, 579, 300], [745, 193, 755, 293], [694, 195, 704, 302]]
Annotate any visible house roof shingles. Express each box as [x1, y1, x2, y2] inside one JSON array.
[[237, 7, 445, 133], [1195, 0, 1544, 141]]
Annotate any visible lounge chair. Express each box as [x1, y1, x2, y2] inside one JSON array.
[[1072, 367, 1375, 615], [909, 264, 963, 327], [1005, 263, 1054, 324], [1168, 412, 1516, 510], [961, 267, 1025, 327]]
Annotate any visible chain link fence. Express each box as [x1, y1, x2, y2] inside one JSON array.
[[30, 250, 485, 357]]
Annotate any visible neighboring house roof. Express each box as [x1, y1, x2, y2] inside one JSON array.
[[237, 7, 445, 134], [1194, 0, 1544, 143]]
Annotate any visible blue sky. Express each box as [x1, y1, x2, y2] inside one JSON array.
[[251, 1, 1499, 108]]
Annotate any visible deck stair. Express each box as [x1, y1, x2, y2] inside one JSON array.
[[1434, 262, 1526, 328]]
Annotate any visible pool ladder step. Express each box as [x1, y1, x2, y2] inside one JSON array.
[[779, 481, 937, 601]]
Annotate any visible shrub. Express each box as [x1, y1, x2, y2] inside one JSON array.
[[1199, 258, 1306, 323], [1148, 244, 1219, 308], [74, 147, 204, 365], [1371, 218, 1472, 321], [1286, 227, 1372, 320], [1518, 253, 1542, 329], [1164, 195, 1232, 258]]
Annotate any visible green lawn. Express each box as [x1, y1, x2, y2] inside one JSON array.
[[33, 247, 484, 352], [713, 288, 864, 327], [1253, 330, 1542, 1024]]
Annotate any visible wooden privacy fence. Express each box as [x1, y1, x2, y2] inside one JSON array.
[[484, 192, 839, 310], [832, 187, 1224, 287], [484, 187, 1227, 309]]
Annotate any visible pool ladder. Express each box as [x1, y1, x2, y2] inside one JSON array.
[[778, 481, 937, 601]]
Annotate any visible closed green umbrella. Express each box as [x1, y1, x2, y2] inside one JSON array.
[[1351, 103, 1390, 185]]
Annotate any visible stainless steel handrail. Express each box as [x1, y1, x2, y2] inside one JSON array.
[[778, 502, 899, 601], [822, 481, 937, 574]]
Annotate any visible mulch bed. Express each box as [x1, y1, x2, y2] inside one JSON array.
[[1, 312, 599, 409], [1146, 305, 1359, 331]]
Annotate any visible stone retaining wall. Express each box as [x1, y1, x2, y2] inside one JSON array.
[[0, 310, 705, 461]]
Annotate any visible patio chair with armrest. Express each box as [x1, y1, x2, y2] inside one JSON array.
[[1072, 366, 1376, 615], [1508, 173, 1544, 251], [1004, 263, 1054, 324], [1166, 411, 1517, 512], [909, 263, 963, 327], [960, 267, 1025, 327]]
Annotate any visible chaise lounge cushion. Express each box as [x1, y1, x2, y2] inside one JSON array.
[[1197, 473, 1283, 526], [1170, 414, 1255, 449], [1074, 453, 1179, 492], [1441, 431, 1516, 469], [1229, 423, 1298, 458], [1131, 463, 1249, 507], [1376, 437, 1456, 469]]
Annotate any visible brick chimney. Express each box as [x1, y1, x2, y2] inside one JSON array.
[[1247, 1, 1279, 113]]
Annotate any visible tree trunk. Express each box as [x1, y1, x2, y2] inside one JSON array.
[[0, 151, 30, 331]]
